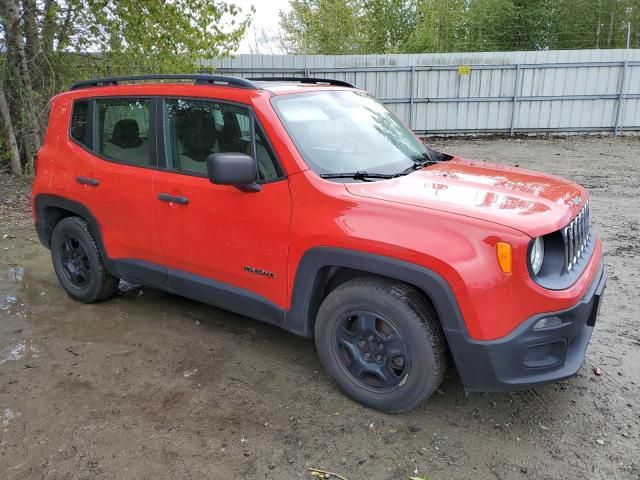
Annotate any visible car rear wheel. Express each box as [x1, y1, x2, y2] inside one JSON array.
[[51, 216, 119, 303], [315, 277, 446, 412]]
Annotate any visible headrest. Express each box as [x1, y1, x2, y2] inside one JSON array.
[[177, 110, 217, 162], [110, 119, 142, 149]]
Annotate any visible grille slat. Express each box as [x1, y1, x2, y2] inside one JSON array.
[[578, 211, 583, 254], [561, 201, 590, 273], [564, 227, 568, 270], [573, 221, 580, 265], [567, 223, 574, 271], [580, 212, 583, 252]]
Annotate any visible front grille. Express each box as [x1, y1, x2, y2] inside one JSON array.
[[561, 201, 590, 273]]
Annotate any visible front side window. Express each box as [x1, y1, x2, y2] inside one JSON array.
[[271, 90, 429, 176], [164, 99, 281, 180], [96, 98, 151, 166]]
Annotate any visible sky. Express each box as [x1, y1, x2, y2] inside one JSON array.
[[232, 0, 291, 54]]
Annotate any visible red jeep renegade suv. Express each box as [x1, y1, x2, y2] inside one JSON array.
[[32, 75, 606, 412]]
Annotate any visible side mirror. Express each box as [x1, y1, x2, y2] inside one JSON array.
[[206, 153, 261, 192]]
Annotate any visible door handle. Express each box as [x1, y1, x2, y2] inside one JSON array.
[[158, 193, 189, 205], [76, 176, 99, 186]]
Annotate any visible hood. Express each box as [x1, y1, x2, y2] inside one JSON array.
[[345, 157, 587, 237]]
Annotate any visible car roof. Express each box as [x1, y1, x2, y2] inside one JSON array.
[[254, 81, 355, 96], [67, 75, 356, 97]]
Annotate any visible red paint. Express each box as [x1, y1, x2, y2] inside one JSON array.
[[32, 82, 603, 342]]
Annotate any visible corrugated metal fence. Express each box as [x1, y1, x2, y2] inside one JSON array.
[[205, 50, 640, 135]]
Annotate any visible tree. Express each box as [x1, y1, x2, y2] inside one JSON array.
[[505, 0, 556, 50], [1, 0, 43, 172], [0, 0, 252, 175], [279, 0, 640, 53], [552, 0, 638, 49], [280, 0, 418, 54], [83, 0, 252, 74], [361, 0, 418, 53], [0, 78, 22, 175], [465, 0, 517, 51], [402, 0, 466, 53], [280, 0, 364, 54]]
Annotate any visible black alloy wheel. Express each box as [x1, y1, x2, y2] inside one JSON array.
[[50, 216, 119, 303], [334, 309, 411, 392], [58, 235, 91, 288], [315, 276, 447, 412]]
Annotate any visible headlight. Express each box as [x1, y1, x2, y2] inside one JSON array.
[[530, 237, 545, 275]]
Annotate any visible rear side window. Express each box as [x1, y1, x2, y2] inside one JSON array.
[[70, 100, 89, 146], [96, 98, 151, 166]]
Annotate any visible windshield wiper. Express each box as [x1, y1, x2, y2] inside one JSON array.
[[396, 153, 438, 176], [320, 171, 399, 181], [320, 149, 443, 181]]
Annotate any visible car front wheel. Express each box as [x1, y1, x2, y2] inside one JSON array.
[[315, 277, 446, 412]]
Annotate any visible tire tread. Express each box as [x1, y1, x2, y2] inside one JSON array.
[[52, 216, 119, 303], [315, 275, 447, 412]]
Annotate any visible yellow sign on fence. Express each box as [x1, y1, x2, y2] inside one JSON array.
[[458, 65, 471, 75]]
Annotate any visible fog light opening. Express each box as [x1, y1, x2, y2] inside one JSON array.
[[523, 340, 567, 368], [533, 316, 563, 330]]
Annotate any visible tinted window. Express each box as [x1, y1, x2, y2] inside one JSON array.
[[96, 98, 151, 166], [70, 100, 89, 146], [255, 125, 283, 181], [164, 99, 281, 180]]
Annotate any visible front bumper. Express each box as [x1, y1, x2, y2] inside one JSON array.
[[447, 258, 606, 393]]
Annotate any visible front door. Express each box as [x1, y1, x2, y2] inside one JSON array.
[[152, 98, 291, 309]]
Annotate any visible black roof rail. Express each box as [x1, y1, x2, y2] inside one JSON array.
[[248, 76, 355, 88], [69, 74, 257, 91]]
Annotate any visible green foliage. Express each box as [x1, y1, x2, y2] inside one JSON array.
[[403, 0, 466, 53], [361, 0, 418, 52], [510, 0, 556, 50], [553, 0, 637, 49], [281, 0, 420, 54], [280, 0, 640, 53], [280, 0, 364, 54], [0, 0, 252, 175], [466, 0, 517, 51], [81, 0, 252, 75]]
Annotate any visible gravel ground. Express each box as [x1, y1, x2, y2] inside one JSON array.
[[0, 136, 639, 480]]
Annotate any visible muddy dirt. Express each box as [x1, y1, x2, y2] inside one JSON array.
[[1, 137, 639, 480]]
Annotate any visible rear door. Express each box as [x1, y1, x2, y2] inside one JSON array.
[[66, 97, 164, 272], [152, 97, 291, 308]]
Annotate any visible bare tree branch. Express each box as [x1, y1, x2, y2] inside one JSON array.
[[0, 79, 23, 175], [0, 0, 43, 168]]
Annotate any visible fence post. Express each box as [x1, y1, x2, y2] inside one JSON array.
[[614, 61, 628, 135], [409, 65, 416, 130], [509, 64, 521, 136]]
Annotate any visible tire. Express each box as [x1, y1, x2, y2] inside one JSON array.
[[50, 216, 119, 303], [315, 276, 446, 413]]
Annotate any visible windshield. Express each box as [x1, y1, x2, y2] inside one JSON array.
[[271, 90, 430, 176]]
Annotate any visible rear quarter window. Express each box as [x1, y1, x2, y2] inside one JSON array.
[[70, 100, 90, 146]]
